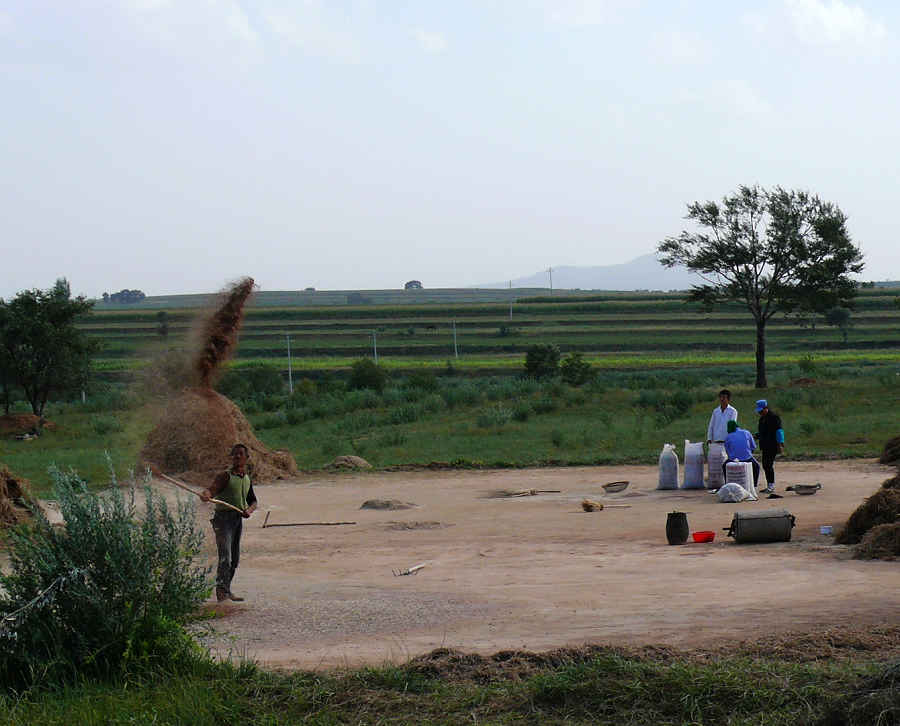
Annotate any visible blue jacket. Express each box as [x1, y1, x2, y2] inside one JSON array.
[[725, 428, 756, 460]]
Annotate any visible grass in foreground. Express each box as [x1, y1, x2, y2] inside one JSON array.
[[0, 648, 895, 726]]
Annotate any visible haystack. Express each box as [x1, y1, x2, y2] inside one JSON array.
[[0, 464, 35, 527], [138, 278, 298, 485], [139, 388, 297, 485], [879, 435, 900, 466], [835, 487, 900, 545], [854, 522, 900, 560]]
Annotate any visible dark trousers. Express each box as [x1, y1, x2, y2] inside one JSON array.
[[761, 448, 778, 486], [722, 458, 760, 487], [211, 510, 243, 591]]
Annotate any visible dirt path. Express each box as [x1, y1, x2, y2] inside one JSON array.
[[183, 459, 900, 670]]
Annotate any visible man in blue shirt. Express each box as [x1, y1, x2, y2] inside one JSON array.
[[722, 419, 760, 488]]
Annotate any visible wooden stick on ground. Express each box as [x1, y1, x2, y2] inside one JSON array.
[[261, 510, 356, 528]]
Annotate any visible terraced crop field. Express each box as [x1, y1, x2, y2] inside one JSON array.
[[83, 287, 900, 374]]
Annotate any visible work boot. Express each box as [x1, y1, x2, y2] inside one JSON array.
[[227, 591, 245, 602], [215, 587, 228, 602]]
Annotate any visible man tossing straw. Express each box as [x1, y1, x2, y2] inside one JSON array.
[[200, 443, 258, 602]]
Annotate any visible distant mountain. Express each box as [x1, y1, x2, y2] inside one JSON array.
[[478, 253, 703, 291]]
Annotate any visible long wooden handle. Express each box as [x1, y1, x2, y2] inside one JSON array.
[[154, 470, 246, 515]]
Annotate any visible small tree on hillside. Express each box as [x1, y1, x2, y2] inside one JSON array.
[[658, 185, 863, 387], [0, 279, 99, 415], [824, 306, 853, 343], [524, 344, 561, 380]]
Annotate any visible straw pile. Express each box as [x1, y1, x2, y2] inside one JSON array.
[[139, 388, 297, 485], [854, 522, 900, 560], [139, 278, 298, 485], [0, 463, 34, 527], [879, 435, 900, 466], [835, 488, 900, 545]]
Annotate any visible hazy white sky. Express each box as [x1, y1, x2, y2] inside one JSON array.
[[2, 0, 898, 298]]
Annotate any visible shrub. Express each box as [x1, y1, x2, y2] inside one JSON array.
[[799, 419, 818, 436], [348, 358, 389, 392], [377, 431, 407, 447], [532, 397, 558, 414], [217, 366, 283, 400], [476, 404, 512, 429], [91, 414, 124, 435], [0, 464, 209, 688], [524, 344, 561, 380], [560, 352, 593, 386], [512, 402, 532, 422], [550, 429, 565, 447], [388, 404, 420, 425], [405, 369, 439, 393]]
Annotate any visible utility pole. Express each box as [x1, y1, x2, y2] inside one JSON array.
[[286, 334, 293, 394], [452, 319, 458, 359], [509, 280, 513, 321], [372, 331, 378, 363], [548, 267, 553, 295]]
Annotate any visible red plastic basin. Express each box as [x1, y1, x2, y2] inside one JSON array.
[[692, 531, 716, 543]]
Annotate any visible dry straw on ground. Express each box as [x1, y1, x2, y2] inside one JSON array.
[[0, 464, 34, 527], [140, 278, 298, 485], [854, 522, 900, 560], [879, 435, 900, 466], [835, 487, 900, 546]]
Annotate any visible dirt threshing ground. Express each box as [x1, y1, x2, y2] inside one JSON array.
[[164, 460, 896, 669]]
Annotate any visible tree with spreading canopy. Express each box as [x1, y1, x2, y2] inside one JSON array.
[[658, 185, 863, 388], [0, 279, 99, 415]]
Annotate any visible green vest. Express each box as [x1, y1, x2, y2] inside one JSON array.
[[216, 471, 250, 512]]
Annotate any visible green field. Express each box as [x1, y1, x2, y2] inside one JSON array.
[[82, 287, 900, 374]]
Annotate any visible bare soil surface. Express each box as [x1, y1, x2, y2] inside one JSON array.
[[168, 459, 900, 670]]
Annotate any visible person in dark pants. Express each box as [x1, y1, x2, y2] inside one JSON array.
[[201, 443, 258, 602], [755, 399, 785, 498], [722, 419, 760, 488]]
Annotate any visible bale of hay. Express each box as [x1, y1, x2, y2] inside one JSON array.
[[880, 435, 900, 466], [139, 388, 297, 485], [854, 522, 900, 561], [0, 464, 35, 527], [835, 488, 900, 545], [582, 499, 603, 512], [329, 455, 372, 470]]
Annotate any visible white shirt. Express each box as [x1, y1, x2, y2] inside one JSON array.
[[707, 404, 738, 442]]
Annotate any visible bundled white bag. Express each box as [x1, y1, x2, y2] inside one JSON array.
[[725, 461, 758, 500], [657, 443, 679, 490], [716, 482, 750, 503], [682, 440, 705, 489], [707, 443, 726, 489]]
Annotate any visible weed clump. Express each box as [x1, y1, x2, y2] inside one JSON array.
[[0, 464, 210, 689]]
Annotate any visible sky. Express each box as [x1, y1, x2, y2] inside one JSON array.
[[1, 0, 898, 298]]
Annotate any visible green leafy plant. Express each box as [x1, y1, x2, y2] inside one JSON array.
[[348, 358, 389, 392], [0, 462, 210, 688], [560, 352, 594, 386], [524, 344, 561, 380]]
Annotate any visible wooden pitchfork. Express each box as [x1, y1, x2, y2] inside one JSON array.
[[148, 466, 245, 515]]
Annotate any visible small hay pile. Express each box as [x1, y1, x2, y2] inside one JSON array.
[[879, 435, 900, 466], [855, 523, 900, 560], [835, 488, 900, 545], [139, 278, 298, 485], [328, 455, 372, 470], [0, 464, 35, 527]]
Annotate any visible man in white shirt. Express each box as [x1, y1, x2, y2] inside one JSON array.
[[706, 389, 738, 444]]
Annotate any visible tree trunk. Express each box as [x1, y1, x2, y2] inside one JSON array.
[[755, 318, 767, 388]]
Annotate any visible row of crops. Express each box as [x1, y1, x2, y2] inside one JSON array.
[[82, 287, 900, 370]]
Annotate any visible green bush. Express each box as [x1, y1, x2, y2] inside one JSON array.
[[404, 369, 439, 393], [348, 358, 388, 392], [512, 402, 532, 422], [217, 366, 284, 400], [0, 464, 209, 689], [532, 396, 558, 414], [524, 344, 561, 380], [388, 404, 420, 425], [560, 352, 594, 386], [476, 404, 512, 429], [91, 414, 124, 435]]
